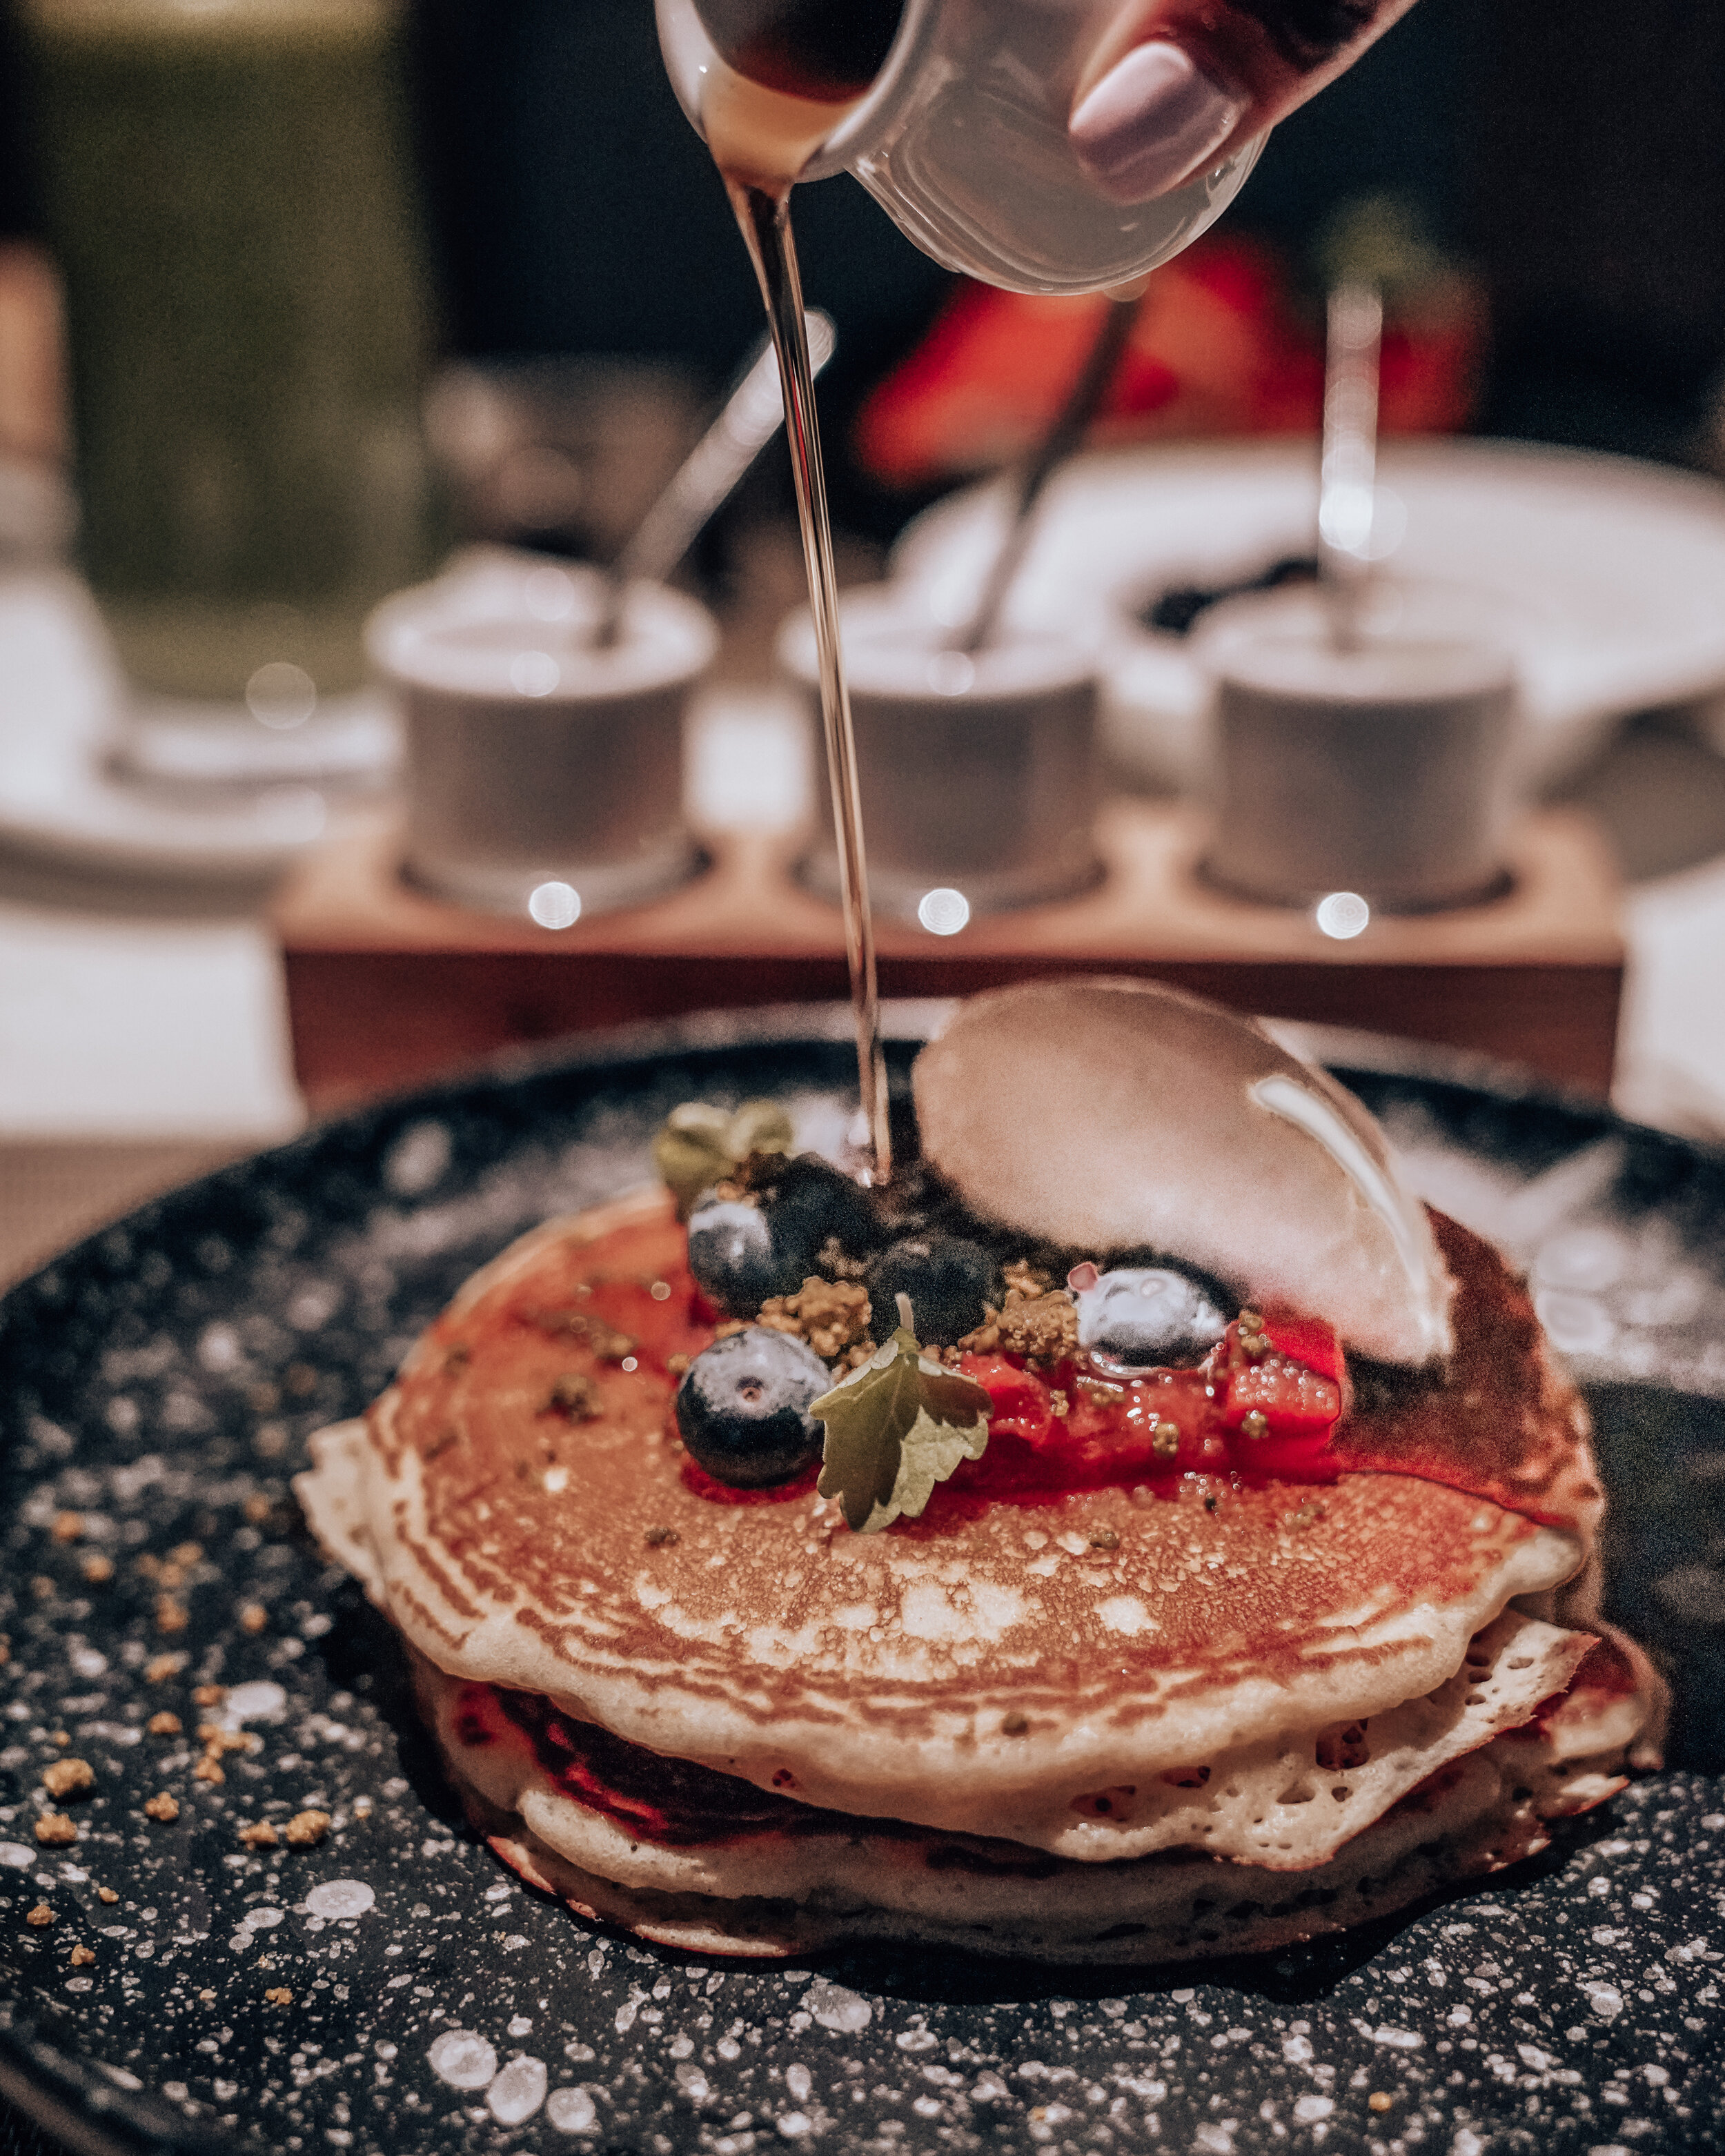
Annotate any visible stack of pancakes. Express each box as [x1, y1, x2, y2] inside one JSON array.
[[298, 981, 1663, 1964]]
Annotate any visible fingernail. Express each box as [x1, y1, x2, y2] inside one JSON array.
[[1069, 42, 1246, 204]]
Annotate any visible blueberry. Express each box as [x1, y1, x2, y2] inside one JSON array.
[[686, 1198, 799, 1314], [687, 1156, 880, 1315], [674, 1328, 831, 1487], [764, 1155, 884, 1258], [867, 1234, 998, 1346], [1074, 1267, 1227, 1373]]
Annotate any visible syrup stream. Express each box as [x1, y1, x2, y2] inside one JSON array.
[[729, 178, 891, 1181]]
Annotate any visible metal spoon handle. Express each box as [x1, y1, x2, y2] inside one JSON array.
[[956, 290, 1140, 656], [595, 311, 836, 644], [1317, 281, 1383, 652]]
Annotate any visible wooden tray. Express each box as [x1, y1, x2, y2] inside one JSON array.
[[272, 800, 1623, 1115]]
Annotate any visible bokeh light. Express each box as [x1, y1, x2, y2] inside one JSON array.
[[1314, 891, 1371, 940], [917, 887, 971, 936], [528, 880, 582, 929]]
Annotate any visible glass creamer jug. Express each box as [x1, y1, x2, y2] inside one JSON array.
[[656, 0, 1262, 296]]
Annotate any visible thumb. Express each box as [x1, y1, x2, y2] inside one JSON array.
[[1067, 0, 1420, 204]]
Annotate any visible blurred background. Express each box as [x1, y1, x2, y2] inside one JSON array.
[[5, 0, 1725, 554]]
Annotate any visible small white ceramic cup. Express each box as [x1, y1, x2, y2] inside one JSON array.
[[778, 586, 1103, 924], [366, 550, 716, 919], [1194, 585, 1520, 912]]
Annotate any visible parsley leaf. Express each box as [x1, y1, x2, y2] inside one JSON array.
[[813, 1327, 992, 1534]]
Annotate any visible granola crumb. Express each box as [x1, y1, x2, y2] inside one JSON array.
[[168, 1541, 204, 1568], [41, 1758, 94, 1800], [80, 1554, 114, 1584], [644, 1525, 679, 1548], [1368, 2093, 1393, 2114], [191, 1757, 224, 1785], [30, 1576, 54, 1601], [665, 1352, 690, 1377], [25, 1903, 52, 1927], [146, 1712, 182, 1737], [960, 1285, 1078, 1365], [239, 1821, 278, 1848], [144, 1655, 183, 1684], [1087, 1528, 1120, 1551], [238, 1603, 268, 1634], [144, 1794, 180, 1822], [155, 1596, 188, 1634], [191, 1683, 226, 1709], [264, 1986, 293, 2006], [756, 1276, 872, 1361], [48, 1730, 70, 1747], [69, 1944, 95, 1967], [352, 1796, 374, 1819], [199, 1725, 255, 1756], [97, 1887, 118, 1904], [542, 1372, 600, 1421], [0, 1639, 10, 1666], [34, 1814, 77, 1846], [284, 1810, 331, 1848], [1002, 1258, 1053, 1298], [198, 1988, 216, 2004], [1000, 1710, 1030, 1736], [243, 1494, 274, 1524], [50, 1511, 84, 1543]]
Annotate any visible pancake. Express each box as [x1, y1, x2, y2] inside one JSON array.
[[300, 1189, 1586, 1856], [422, 1643, 1634, 1964], [296, 980, 1665, 1963]]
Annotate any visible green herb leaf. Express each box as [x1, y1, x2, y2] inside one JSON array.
[[652, 1098, 794, 1217], [813, 1327, 992, 1534]]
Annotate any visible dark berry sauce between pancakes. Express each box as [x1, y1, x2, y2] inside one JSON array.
[[454, 1665, 1568, 1861], [460, 1679, 1065, 1872], [457, 1682, 823, 1847]]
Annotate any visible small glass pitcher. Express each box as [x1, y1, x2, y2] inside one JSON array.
[[656, 0, 1262, 297]]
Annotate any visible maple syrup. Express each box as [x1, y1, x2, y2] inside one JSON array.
[[693, 8, 898, 1176]]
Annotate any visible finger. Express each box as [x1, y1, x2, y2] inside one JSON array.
[[1068, 0, 1419, 204]]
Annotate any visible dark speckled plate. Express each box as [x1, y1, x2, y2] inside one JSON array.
[[0, 1007, 1720, 2156]]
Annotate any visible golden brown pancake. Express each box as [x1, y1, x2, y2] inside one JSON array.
[[300, 1189, 1597, 1855], [422, 1646, 1637, 1964]]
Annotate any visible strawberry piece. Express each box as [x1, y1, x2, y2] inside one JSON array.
[[1062, 1369, 1225, 1482], [1259, 1307, 1346, 1388], [957, 1355, 1225, 1492], [1215, 1308, 1344, 1477], [1223, 1357, 1341, 1438], [960, 1354, 1055, 1445]]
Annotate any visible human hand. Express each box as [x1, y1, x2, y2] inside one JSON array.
[[1069, 0, 1420, 202]]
